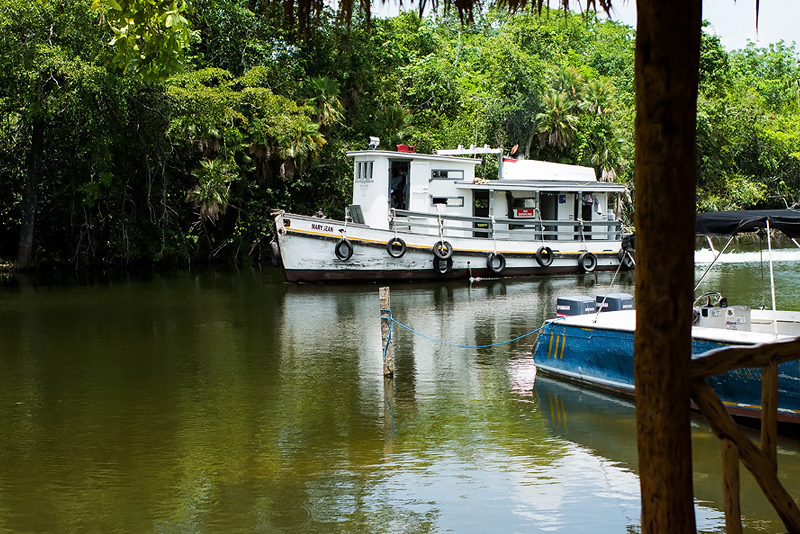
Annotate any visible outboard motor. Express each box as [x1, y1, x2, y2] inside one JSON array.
[[556, 296, 596, 317], [595, 293, 634, 312]]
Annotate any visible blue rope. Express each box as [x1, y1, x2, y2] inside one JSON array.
[[380, 308, 547, 350]]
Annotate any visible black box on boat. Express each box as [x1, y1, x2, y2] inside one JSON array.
[[596, 293, 634, 312], [556, 296, 596, 316]]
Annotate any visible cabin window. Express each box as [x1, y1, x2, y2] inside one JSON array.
[[355, 161, 374, 182], [431, 169, 464, 180], [431, 197, 464, 207]]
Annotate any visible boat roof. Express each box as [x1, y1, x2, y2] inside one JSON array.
[[456, 181, 627, 193], [696, 209, 800, 238], [346, 149, 481, 165], [502, 159, 596, 182]]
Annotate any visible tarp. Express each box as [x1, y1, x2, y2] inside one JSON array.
[[696, 209, 800, 237]]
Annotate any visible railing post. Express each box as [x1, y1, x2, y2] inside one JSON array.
[[722, 437, 743, 534], [762, 361, 778, 471]]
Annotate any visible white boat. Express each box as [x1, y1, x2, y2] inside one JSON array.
[[273, 142, 633, 282]]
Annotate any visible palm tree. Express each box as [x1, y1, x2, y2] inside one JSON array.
[[279, 119, 326, 181], [186, 158, 238, 223], [582, 78, 614, 115], [380, 103, 413, 146], [534, 90, 578, 148], [305, 76, 344, 127], [552, 65, 584, 100]]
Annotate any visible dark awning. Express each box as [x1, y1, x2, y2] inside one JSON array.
[[696, 209, 800, 238]]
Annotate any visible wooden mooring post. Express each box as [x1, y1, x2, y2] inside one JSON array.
[[380, 287, 394, 377]]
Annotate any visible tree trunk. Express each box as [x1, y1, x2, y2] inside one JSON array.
[[17, 113, 44, 270], [634, 0, 702, 532]]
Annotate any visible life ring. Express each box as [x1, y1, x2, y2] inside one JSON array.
[[433, 240, 454, 260], [486, 252, 506, 274], [536, 246, 554, 267], [433, 256, 453, 274], [578, 252, 597, 273], [334, 238, 353, 261], [386, 237, 406, 258]]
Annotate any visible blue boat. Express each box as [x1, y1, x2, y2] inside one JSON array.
[[533, 210, 800, 424]]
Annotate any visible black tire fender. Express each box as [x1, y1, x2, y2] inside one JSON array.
[[486, 252, 506, 274], [433, 256, 453, 274], [386, 237, 406, 258], [578, 252, 598, 273], [334, 238, 353, 261], [432, 240, 454, 260], [536, 246, 554, 267]]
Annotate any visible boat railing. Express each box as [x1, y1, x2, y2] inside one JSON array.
[[690, 338, 800, 532], [390, 209, 623, 242]]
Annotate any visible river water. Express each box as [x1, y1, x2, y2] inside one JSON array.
[[2, 246, 800, 533]]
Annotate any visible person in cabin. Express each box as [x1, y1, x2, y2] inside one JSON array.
[[390, 168, 407, 210]]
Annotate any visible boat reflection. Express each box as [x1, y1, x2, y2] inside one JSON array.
[[534, 375, 800, 533]]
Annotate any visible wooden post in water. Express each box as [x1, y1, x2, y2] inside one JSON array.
[[722, 437, 743, 534], [380, 287, 394, 377]]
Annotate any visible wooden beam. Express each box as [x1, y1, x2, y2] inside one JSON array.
[[692, 380, 800, 531], [691, 337, 800, 379]]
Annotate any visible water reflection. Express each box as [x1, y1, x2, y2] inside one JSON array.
[[0, 265, 797, 533], [535, 376, 800, 534]]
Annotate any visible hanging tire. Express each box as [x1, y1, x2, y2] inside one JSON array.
[[536, 246, 554, 267], [386, 237, 406, 258], [578, 252, 598, 273], [486, 253, 506, 274], [433, 256, 453, 274], [433, 240, 454, 260], [334, 238, 353, 261], [270, 240, 281, 267]]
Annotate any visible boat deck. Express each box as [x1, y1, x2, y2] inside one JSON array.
[[553, 308, 800, 345]]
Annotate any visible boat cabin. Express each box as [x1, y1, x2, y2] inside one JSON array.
[[346, 144, 628, 242]]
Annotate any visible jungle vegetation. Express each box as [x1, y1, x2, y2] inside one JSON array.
[[2, 0, 799, 267]]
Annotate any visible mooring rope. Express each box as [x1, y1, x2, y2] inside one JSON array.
[[380, 308, 547, 353]]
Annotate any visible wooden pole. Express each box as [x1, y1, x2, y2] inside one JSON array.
[[761, 361, 778, 471], [380, 286, 394, 377], [722, 438, 743, 534], [634, 0, 701, 531]]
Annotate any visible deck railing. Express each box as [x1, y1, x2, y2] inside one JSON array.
[[389, 209, 624, 242], [690, 337, 800, 533]]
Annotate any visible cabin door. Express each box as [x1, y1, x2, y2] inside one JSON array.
[[473, 190, 489, 238], [540, 193, 558, 241], [581, 194, 593, 240], [389, 161, 410, 210]]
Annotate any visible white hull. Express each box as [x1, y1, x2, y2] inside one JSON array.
[[275, 212, 629, 282]]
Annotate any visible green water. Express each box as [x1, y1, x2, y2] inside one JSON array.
[[0, 254, 799, 533]]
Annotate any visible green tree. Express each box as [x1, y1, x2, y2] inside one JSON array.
[[92, 0, 193, 82]]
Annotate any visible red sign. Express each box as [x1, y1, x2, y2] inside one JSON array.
[[514, 208, 536, 218]]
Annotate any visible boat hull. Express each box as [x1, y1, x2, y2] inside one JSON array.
[[275, 212, 628, 282], [533, 314, 800, 424]]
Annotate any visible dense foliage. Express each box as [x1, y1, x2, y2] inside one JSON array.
[[1, 1, 799, 267]]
